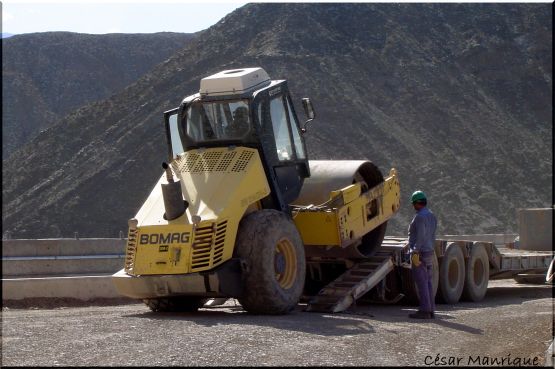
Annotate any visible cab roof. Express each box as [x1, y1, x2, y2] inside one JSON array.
[[199, 68, 271, 97]]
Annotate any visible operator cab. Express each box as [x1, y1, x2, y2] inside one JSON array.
[[163, 67, 314, 211]]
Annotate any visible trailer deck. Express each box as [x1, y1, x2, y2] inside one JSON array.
[[305, 236, 553, 313]]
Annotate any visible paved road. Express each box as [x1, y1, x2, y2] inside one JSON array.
[[2, 279, 553, 366]]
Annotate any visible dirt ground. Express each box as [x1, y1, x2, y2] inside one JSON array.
[[2, 279, 553, 366]]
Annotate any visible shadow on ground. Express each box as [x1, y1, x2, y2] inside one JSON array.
[[122, 282, 552, 337], [2, 297, 136, 309], [124, 304, 376, 336]]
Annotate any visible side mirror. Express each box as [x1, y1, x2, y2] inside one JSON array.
[[301, 98, 315, 133], [302, 98, 315, 120]]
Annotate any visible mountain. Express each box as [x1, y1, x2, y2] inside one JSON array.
[[2, 32, 195, 157], [2, 33, 15, 38], [2, 3, 552, 238]]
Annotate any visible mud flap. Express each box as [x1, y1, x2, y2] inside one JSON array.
[[211, 257, 245, 297]]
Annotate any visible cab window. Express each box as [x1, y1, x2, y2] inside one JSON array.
[[168, 113, 184, 157], [285, 97, 306, 159], [269, 96, 294, 161], [185, 100, 250, 143]]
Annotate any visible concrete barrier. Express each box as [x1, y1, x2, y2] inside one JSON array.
[[518, 208, 553, 251], [3, 256, 125, 277], [2, 238, 126, 257], [2, 275, 122, 300], [546, 338, 554, 367], [2, 238, 126, 277], [2, 238, 127, 301]]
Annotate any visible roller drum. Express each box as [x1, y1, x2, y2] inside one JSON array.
[[293, 160, 388, 258]]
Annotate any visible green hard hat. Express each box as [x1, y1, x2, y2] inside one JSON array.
[[411, 190, 427, 203]]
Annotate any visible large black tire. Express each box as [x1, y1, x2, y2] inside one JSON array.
[[234, 210, 305, 314], [461, 243, 489, 302], [401, 251, 439, 305], [143, 296, 208, 312], [437, 243, 466, 304]]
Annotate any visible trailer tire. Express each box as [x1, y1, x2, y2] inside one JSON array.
[[461, 243, 489, 302], [401, 250, 439, 305], [234, 209, 305, 314], [143, 296, 208, 312], [437, 243, 465, 304]]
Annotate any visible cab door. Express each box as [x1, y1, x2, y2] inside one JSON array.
[[265, 91, 310, 205]]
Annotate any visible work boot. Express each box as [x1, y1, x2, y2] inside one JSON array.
[[409, 311, 432, 319]]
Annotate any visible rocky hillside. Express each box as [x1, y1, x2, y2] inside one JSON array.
[[2, 3, 552, 238], [2, 32, 194, 157]]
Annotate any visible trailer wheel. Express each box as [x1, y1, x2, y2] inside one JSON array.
[[143, 296, 208, 312], [461, 243, 489, 302], [401, 251, 439, 305], [437, 243, 465, 304], [234, 210, 305, 314]]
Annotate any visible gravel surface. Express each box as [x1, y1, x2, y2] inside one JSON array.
[[2, 279, 553, 366]]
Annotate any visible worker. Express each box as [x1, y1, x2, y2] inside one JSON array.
[[407, 190, 437, 319], [226, 106, 249, 137]]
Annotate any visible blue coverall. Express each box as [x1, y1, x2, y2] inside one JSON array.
[[408, 206, 438, 314]]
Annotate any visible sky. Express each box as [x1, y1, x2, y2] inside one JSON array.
[[1, 1, 248, 35], [2, 0, 549, 36]]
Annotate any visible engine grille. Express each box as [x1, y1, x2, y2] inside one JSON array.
[[231, 151, 254, 172], [190, 221, 228, 272], [124, 228, 138, 274], [190, 225, 213, 270], [173, 148, 254, 174], [213, 220, 227, 265]]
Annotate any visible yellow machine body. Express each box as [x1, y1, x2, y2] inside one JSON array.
[[124, 146, 270, 276], [293, 169, 400, 248], [112, 68, 402, 308]]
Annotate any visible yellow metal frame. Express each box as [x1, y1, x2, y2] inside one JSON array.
[[125, 146, 400, 276], [126, 147, 270, 276], [293, 169, 400, 248]]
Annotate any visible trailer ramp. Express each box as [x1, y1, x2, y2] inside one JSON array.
[[305, 250, 394, 313]]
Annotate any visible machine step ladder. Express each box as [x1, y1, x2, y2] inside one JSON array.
[[305, 250, 395, 313]]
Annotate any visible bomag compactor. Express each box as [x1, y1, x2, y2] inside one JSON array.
[[112, 67, 401, 314]]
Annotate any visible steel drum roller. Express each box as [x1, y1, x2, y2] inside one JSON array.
[[293, 160, 388, 259]]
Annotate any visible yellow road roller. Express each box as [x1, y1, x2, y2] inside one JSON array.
[[112, 67, 401, 314]]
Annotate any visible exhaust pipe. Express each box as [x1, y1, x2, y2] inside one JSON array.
[[161, 162, 187, 220]]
